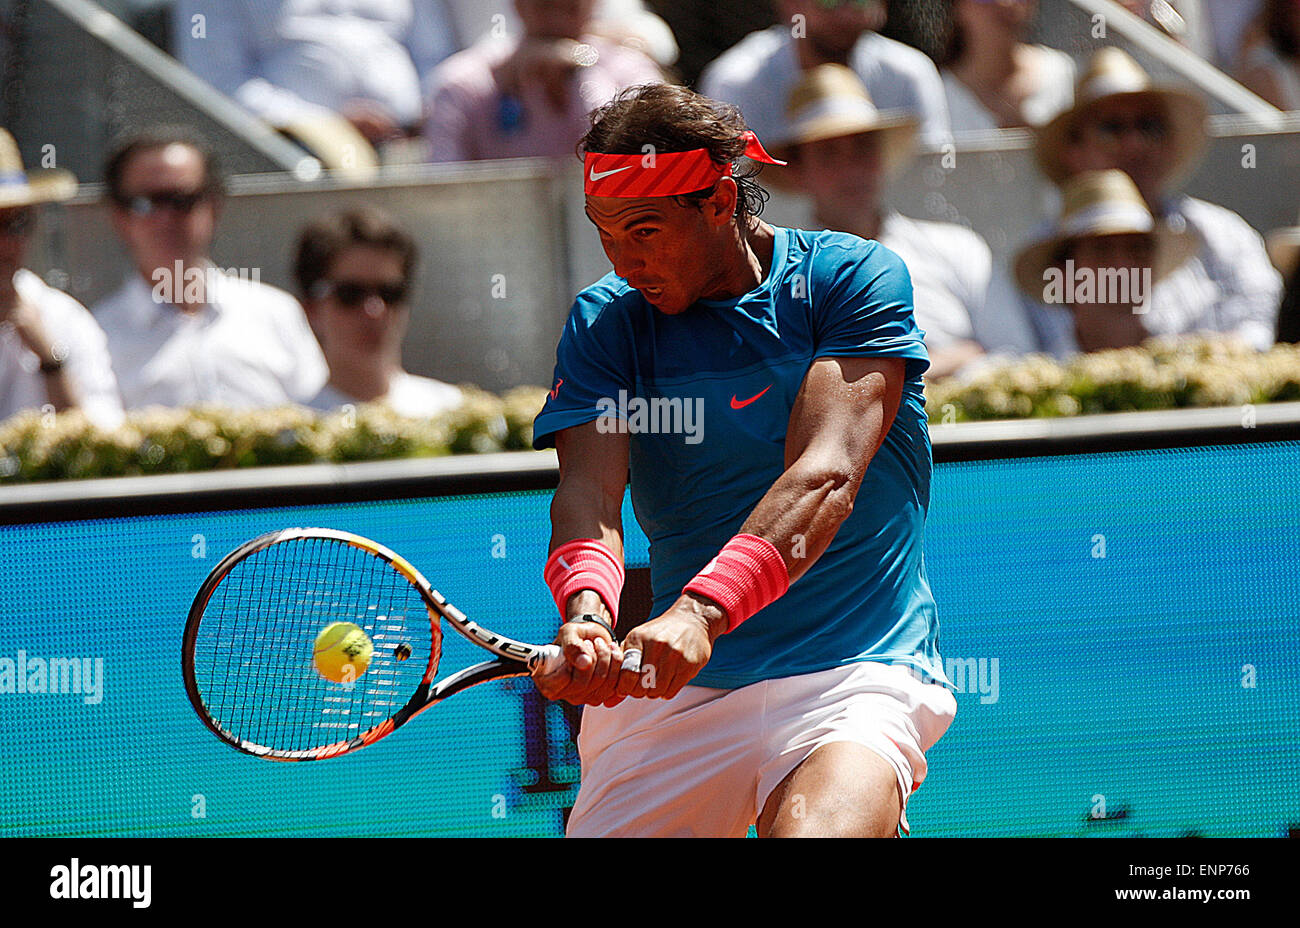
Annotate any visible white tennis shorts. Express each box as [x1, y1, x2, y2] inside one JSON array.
[[564, 660, 957, 837]]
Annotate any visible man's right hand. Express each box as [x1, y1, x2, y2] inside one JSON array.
[[532, 620, 627, 708]]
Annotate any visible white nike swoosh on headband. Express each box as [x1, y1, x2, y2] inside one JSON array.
[[588, 165, 634, 181]]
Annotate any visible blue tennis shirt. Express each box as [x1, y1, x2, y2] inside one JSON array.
[[533, 226, 952, 690]]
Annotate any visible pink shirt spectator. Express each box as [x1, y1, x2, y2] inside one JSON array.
[[423, 34, 661, 163]]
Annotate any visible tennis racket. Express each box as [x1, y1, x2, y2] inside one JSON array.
[[182, 527, 565, 762]]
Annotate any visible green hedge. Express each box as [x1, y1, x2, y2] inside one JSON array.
[[925, 337, 1300, 423], [5, 338, 1299, 483], [0, 386, 548, 484]]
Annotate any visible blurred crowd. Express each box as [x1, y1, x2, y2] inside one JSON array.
[[3, 0, 1300, 429]]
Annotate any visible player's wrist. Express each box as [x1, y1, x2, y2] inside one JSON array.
[[682, 534, 789, 634], [678, 592, 729, 642], [563, 611, 617, 640], [545, 538, 625, 623]]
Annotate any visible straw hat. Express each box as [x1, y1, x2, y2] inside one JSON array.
[[1013, 169, 1198, 301], [1035, 47, 1208, 187], [778, 64, 919, 177], [1266, 219, 1300, 279], [0, 128, 77, 209]]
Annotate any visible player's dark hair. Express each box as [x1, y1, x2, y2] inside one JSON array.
[[577, 83, 770, 223], [104, 127, 224, 204], [292, 207, 418, 298]]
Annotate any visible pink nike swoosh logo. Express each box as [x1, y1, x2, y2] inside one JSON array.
[[730, 385, 772, 409], [549, 378, 563, 401]]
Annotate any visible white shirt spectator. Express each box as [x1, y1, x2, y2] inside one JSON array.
[[941, 46, 1076, 133], [0, 269, 124, 429], [93, 267, 328, 410], [699, 25, 951, 148], [441, 0, 679, 68], [172, 0, 459, 129], [1026, 195, 1283, 356], [878, 211, 1038, 357], [304, 371, 463, 418], [423, 33, 661, 163]]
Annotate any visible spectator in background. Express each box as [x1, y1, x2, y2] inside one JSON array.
[[937, 0, 1075, 133], [1205, 0, 1264, 70], [441, 0, 681, 73], [1013, 170, 1197, 354], [293, 208, 462, 417], [172, 0, 459, 148], [93, 129, 327, 410], [1239, 0, 1300, 110], [778, 64, 1035, 378], [423, 0, 663, 163], [0, 130, 123, 429], [1031, 48, 1281, 355], [699, 0, 951, 149], [639, 0, 775, 85], [1266, 217, 1300, 342]]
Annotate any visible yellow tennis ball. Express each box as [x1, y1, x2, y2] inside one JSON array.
[[313, 621, 373, 684]]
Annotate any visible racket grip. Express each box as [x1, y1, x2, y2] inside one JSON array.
[[531, 644, 566, 675]]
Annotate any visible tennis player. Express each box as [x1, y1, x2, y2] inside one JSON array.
[[532, 83, 956, 838]]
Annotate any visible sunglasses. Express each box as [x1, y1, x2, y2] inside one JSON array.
[[311, 279, 409, 307], [117, 189, 212, 217], [0, 210, 34, 237]]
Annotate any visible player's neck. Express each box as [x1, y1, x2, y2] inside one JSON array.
[[701, 221, 775, 301]]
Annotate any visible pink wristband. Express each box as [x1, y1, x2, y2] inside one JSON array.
[[682, 534, 790, 633], [544, 538, 625, 623]]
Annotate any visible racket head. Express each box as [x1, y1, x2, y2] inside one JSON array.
[[182, 528, 449, 761]]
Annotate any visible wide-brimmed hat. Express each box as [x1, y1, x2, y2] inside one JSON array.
[[1266, 217, 1300, 279], [0, 128, 77, 209], [777, 64, 919, 177], [1035, 47, 1208, 187], [1014, 168, 1198, 301]]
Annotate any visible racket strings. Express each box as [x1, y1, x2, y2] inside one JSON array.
[[192, 536, 439, 755]]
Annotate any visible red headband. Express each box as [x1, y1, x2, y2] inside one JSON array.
[[583, 130, 787, 197]]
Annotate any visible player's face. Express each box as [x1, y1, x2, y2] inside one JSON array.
[[585, 194, 728, 315], [306, 246, 409, 363]]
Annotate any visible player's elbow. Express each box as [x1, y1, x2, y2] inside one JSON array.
[[797, 464, 859, 526]]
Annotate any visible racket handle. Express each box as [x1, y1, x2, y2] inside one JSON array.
[[530, 644, 566, 675]]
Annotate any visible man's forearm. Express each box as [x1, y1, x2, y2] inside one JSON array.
[[548, 475, 626, 624], [737, 461, 862, 584], [548, 474, 625, 559]]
